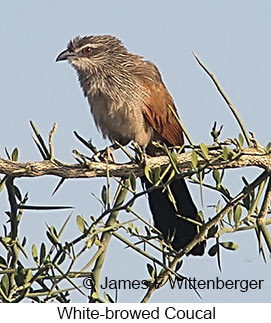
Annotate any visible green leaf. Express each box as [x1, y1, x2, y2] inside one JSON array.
[[168, 151, 179, 173], [243, 194, 250, 210], [210, 122, 223, 142], [86, 237, 95, 249], [207, 225, 218, 238], [13, 185, 22, 202], [1, 274, 9, 296], [212, 170, 221, 187], [147, 263, 156, 279], [191, 150, 198, 169], [39, 243, 46, 265], [222, 146, 229, 160], [11, 148, 19, 161], [24, 269, 33, 283], [227, 209, 233, 224], [238, 133, 244, 148], [76, 215, 85, 233], [57, 252, 66, 265], [211, 129, 219, 142], [101, 185, 107, 206], [208, 244, 219, 257], [22, 237, 27, 247], [170, 151, 178, 167], [15, 268, 26, 286], [266, 142, 271, 153], [234, 204, 242, 227], [200, 143, 209, 159], [47, 226, 60, 245], [197, 211, 204, 223], [135, 226, 140, 235], [32, 244, 38, 265], [219, 185, 231, 199], [144, 165, 153, 184], [127, 222, 133, 234], [166, 169, 176, 184], [46, 231, 58, 246], [129, 173, 136, 192], [0, 255, 7, 268], [216, 200, 221, 214], [171, 151, 178, 165], [220, 241, 239, 251], [153, 167, 161, 185]]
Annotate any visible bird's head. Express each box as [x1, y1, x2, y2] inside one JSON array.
[[56, 35, 128, 73]]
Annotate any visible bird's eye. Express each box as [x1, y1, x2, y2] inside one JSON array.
[[82, 46, 92, 55]]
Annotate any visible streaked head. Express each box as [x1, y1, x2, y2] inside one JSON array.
[[56, 35, 128, 72]]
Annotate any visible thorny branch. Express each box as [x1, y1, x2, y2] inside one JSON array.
[[0, 148, 270, 179]]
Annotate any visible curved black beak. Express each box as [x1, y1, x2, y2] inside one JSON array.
[[56, 49, 73, 62]]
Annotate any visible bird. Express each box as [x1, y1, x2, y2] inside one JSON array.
[[56, 35, 205, 256]]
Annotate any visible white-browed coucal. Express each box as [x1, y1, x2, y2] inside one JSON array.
[[56, 35, 205, 256]]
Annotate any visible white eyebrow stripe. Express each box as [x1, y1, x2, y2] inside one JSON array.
[[77, 43, 102, 51]]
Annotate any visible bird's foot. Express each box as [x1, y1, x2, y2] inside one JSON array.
[[90, 146, 117, 163], [73, 149, 93, 165], [131, 143, 148, 165]]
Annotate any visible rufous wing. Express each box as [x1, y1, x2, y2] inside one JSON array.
[[141, 78, 185, 147]]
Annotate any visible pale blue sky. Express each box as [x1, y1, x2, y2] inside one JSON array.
[[1, 1, 271, 302]]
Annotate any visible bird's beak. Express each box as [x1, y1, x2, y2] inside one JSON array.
[[56, 49, 73, 62]]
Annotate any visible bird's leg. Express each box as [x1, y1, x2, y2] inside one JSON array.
[[105, 145, 118, 163], [131, 142, 148, 165], [74, 130, 119, 163], [91, 143, 119, 163]]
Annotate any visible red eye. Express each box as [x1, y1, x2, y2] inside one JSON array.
[[82, 46, 92, 54]]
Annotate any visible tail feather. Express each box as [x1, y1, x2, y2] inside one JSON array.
[[142, 176, 205, 256]]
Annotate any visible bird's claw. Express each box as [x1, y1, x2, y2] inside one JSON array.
[[91, 147, 117, 163]]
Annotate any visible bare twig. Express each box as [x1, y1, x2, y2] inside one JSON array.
[[168, 104, 193, 145], [49, 123, 57, 160], [193, 52, 251, 147]]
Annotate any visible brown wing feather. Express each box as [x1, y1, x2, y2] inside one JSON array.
[[128, 59, 185, 146], [139, 64, 184, 146]]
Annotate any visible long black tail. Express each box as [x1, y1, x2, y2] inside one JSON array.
[[142, 176, 205, 256]]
